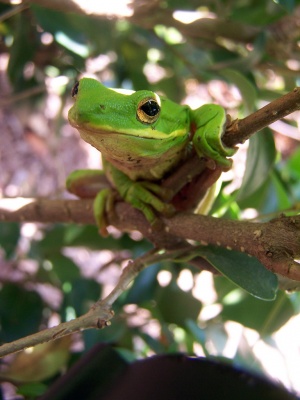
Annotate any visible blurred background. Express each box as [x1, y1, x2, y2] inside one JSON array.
[[0, 0, 300, 398]]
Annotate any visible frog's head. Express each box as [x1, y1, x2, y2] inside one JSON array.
[[68, 78, 189, 161]]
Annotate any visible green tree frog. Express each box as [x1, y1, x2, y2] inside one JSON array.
[[67, 78, 235, 234]]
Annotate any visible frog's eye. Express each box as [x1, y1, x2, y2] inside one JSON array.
[[137, 98, 160, 124], [71, 81, 79, 98]]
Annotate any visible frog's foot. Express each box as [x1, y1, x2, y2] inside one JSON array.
[[94, 182, 175, 235], [193, 104, 237, 168], [94, 188, 116, 236], [124, 181, 176, 227]]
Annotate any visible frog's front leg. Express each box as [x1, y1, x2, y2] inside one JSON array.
[[191, 104, 236, 168], [66, 169, 113, 235]]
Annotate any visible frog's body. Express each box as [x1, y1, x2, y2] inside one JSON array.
[[67, 78, 235, 233]]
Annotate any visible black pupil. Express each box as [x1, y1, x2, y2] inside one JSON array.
[[141, 100, 160, 117]]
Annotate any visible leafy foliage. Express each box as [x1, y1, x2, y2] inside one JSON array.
[[0, 0, 300, 398]]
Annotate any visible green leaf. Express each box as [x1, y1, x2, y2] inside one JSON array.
[[221, 290, 294, 335], [0, 284, 44, 342], [63, 278, 101, 317], [198, 246, 278, 300], [185, 319, 207, 351], [7, 14, 36, 88], [276, 0, 296, 13], [138, 332, 166, 354], [214, 275, 240, 300], [236, 177, 271, 212], [32, 6, 90, 57], [17, 382, 48, 397], [32, 4, 114, 60], [155, 281, 202, 326], [124, 263, 160, 304], [39, 225, 66, 253], [48, 253, 81, 284], [286, 147, 300, 179], [0, 222, 20, 258], [83, 320, 128, 350], [270, 170, 292, 210], [237, 128, 277, 203], [2, 337, 71, 383]]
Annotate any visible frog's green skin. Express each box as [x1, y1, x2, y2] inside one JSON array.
[[67, 78, 235, 233]]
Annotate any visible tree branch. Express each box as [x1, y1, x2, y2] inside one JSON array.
[[1, 198, 300, 282], [223, 87, 300, 147], [163, 212, 300, 282]]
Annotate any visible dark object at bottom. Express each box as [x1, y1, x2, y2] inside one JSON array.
[[41, 343, 298, 400]]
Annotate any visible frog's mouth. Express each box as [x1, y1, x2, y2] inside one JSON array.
[[68, 118, 185, 141], [69, 117, 187, 157]]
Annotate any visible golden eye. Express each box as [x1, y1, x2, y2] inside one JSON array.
[[137, 98, 160, 124], [71, 81, 79, 98]]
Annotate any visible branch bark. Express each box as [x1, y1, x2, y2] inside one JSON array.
[[1, 198, 300, 282], [223, 87, 300, 147]]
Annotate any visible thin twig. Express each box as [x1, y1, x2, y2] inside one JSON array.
[[0, 2, 28, 22], [0, 247, 194, 357], [223, 87, 300, 147], [0, 304, 113, 358]]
